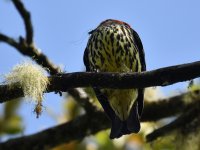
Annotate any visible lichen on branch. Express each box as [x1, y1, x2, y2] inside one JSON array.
[[4, 61, 49, 117]]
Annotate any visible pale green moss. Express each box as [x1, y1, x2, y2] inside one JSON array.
[[4, 61, 49, 104]]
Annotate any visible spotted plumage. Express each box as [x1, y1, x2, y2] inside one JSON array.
[[84, 19, 146, 139]]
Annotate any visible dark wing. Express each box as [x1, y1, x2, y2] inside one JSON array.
[[83, 47, 90, 72], [136, 89, 144, 117], [131, 29, 146, 117], [131, 29, 146, 72]]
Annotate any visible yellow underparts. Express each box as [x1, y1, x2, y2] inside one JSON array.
[[104, 88, 138, 121]]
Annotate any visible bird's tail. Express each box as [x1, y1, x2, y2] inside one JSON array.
[[110, 102, 140, 139], [93, 88, 141, 139]]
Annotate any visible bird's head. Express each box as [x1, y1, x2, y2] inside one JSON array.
[[99, 19, 131, 28], [89, 19, 131, 34]]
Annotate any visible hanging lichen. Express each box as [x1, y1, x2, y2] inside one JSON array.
[[4, 60, 49, 117]]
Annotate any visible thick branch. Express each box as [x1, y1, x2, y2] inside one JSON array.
[[12, 0, 33, 44], [0, 85, 23, 102], [1, 61, 200, 102], [49, 61, 200, 89]]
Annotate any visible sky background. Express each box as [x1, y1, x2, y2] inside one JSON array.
[[0, 0, 200, 138]]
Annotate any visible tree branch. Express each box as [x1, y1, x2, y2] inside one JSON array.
[[0, 91, 199, 149], [48, 60, 200, 89], [12, 0, 33, 44], [0, 34, 20, 49], [1, 60, 200, 102], [141, 90, 200, 121], [0, 84, 23, 103], [0, 111, 110, 150], [0, 32, 60, 75], [146, 102, 200, 142]]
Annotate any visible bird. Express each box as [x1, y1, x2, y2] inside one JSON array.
[[83, 19, 146, 139]]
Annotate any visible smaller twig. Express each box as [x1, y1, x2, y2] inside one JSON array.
[[0, 34, 19, 49], [0, 33, 60, 75], [146, 102, 200, 142], [12, 0, 33, 44]]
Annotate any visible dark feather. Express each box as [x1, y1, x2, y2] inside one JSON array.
[[131, 28, 146, 118], [83, 48, 90, 72], [131, 28, 146, 71]]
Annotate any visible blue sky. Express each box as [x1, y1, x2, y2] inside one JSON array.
[[0, 0, 200, 136]]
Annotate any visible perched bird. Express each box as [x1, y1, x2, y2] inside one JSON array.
[[83, 19, 146, 139]]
